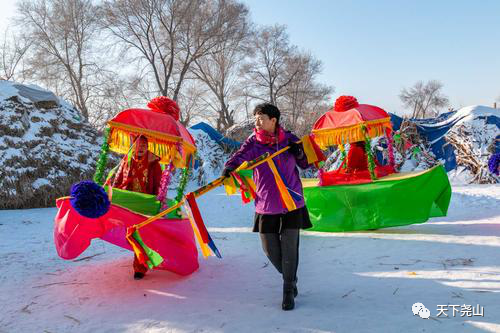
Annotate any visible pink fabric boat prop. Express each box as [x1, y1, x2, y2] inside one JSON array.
[[54, 198, 199, 276]]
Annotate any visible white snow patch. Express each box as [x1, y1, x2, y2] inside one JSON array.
[[32, 178, 51, 189], [423, 105, 498, 128], [448, 166, 475, 185], [0, 80, 21, 101]]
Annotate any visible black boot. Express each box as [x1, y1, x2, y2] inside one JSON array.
[[282, 282, 295, 311], [291, 277, 298, 297], [134, 272, 145, 280]]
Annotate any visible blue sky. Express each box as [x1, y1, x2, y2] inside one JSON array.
[[0, 1, 16, 31], [1, 1, 499, 115], [243, 0, 500, 114]]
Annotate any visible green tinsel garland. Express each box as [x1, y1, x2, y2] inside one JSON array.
[[362, 127, 377, 180], [93, 127, 111, 186], [339, 143, 347, 169], [173, 166, 191, 217]]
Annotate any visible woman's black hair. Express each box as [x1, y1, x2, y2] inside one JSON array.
[[253, 103, 280, 124]]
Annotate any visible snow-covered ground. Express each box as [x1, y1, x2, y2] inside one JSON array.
[[1, 184, 500, 333]]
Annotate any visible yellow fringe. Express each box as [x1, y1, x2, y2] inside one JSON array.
[[312, 118, 392, 149], [108, 125, 196, 167]]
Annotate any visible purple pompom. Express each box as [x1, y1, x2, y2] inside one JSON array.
[[70, 181, 110, 218], [488, 153, 500, 176]]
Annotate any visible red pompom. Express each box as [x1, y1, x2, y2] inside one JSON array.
[[147, 96, 180, 121], [334, 96, 359, 112]]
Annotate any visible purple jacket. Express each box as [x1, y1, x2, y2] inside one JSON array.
[[224, 130, 309, 215]]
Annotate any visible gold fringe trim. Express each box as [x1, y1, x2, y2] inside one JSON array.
[[108, 121, 196, 148], [312, 118, 392, 149], [108, 124, 196, 167]]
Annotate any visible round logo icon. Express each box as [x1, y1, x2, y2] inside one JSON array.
[[412, 303, 430, 319]]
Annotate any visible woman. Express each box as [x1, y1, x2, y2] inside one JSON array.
[[112, 135, 162, 280], [222, 103, 312, 310]]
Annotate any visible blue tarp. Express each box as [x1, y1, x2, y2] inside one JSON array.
[[190, 122, 241, 149], [390, 110, 500, 171]]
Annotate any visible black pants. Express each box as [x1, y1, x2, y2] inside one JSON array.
[[259, 228, 299, 283]]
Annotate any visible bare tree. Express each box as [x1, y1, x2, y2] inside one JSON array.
[[0, 28, 31, 81], [16, 0, 113, 122], [191, 1, 251, 132], [101, 0, 246, 120], [241, 25, 333, 134], [399, 80, 449, 118], [86, 73, 134, 128], [241, 24, 299, 106], [280, 51, 333, 133], [176, 80, 208, 126]]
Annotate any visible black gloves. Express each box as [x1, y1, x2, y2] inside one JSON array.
[[221, 167, 234, 178], [288, 141, 304, 159]]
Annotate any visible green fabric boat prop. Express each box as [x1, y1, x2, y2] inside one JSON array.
[[104, 186, 179, 218], [302, 165, 451, 232]]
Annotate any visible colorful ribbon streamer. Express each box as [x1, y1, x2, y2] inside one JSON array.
[[126, 226, 164, 269], [185, 192, 221, 258]]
